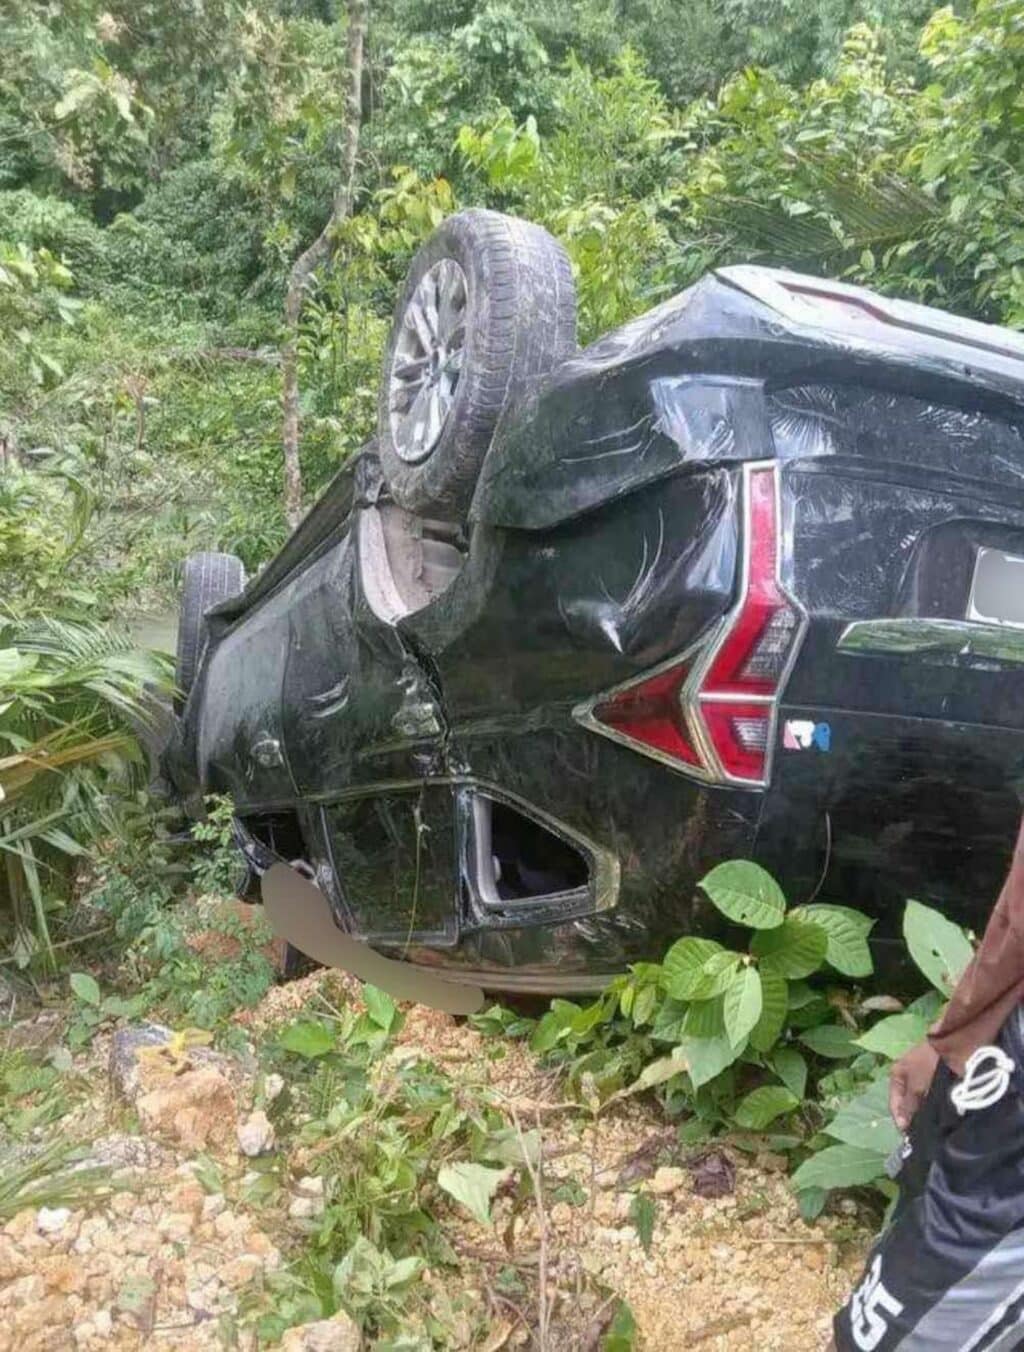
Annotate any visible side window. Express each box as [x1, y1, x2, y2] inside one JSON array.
[[322, 786, 459, 947]]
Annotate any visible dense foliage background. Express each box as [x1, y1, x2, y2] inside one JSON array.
[[1, 0, 1021, 957], [4, 0, 1021, 613]]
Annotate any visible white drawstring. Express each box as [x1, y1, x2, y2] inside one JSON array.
[[950, 1045, 1016, 1115]]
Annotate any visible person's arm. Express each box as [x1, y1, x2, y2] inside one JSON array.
[[888, 815, 1024, 1127]]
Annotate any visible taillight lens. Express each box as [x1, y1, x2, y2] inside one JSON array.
[[589, 659, 702, 768], [576, 463, 805, 787], [695, 463, 803, 784]]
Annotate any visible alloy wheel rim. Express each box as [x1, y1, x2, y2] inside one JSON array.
[[388, 258, 468, 464]]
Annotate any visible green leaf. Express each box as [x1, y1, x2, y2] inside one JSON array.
[[437, 1161, 509, 1225], [650, 997, 689, 1043], [601, 1300, 638, 1351], [723, 967, 763, 1047], [749, 963, 788, 1052], [383, 1254, 425, 1289], [797, 1187, 827, 1221], [791, 905, 874, 977], [752, 918, 828, 979], [903, 900, 974, 996], [699, 860, 786, 930], [825, 1077, 901, 1155], [363, 983, 398, 1031], [734, 1085, 800, 1130], [278, 1019, 336, 1059], [530, 999, 580, 1052], [629, 1193, 657, 1254], [772, 1047, 808, 1100], [790, 1144, 887, 1193], [683, 995, 725, 1038], [69, 972, 101, 1007], [612, 1048, 689, 1102], [680, 1032, 743, 1090], [662, 937, 725, 999], [799, 1023, 857, 1059], [698, 950, 743, 998], [854, 1012, 930, 1061]]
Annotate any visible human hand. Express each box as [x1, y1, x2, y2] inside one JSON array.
[[889, 1040, 940, 1131]]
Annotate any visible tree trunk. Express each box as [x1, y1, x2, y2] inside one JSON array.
[[281, 0, 367, 530]]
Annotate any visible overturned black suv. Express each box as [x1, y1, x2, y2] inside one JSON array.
[[165, 209, 1024, 992]]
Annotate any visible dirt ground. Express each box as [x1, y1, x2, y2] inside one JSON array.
[[0, 971, 869, 1350]]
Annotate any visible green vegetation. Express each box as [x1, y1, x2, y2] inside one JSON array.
[[471, 858, 975, 1222], [0, 3, 1014, 1338]]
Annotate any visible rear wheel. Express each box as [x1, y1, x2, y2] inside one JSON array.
[[378, 209, 576, 519], [174, 551, 246, 713]]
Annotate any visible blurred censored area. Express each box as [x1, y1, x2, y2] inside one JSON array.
[[260, 863, 484, 1015]]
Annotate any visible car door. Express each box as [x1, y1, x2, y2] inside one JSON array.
[[279, 512, 459, 946]]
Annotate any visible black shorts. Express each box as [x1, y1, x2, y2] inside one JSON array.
[[835, 1006, 1024, 1352]]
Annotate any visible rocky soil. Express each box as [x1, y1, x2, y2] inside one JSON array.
[[0, 968, 869, 1350]]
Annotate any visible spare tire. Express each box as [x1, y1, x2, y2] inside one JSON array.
[[174, 551, 246, 713], [378, 209, 576, 518]]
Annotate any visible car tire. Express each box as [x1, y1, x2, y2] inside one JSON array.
[[174, 551, 246, 713], [378, 209, 576, 519]]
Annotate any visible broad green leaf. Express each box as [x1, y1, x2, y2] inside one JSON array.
[[855, 1012, 930, 1061], [772, 1047, 808, 1100], [825, 1077, 901, 1155], [650, 997, 688, 1043], [437, 1161, 510, 1225], [799, 1023, 856, 1059], [612, 1048, 689, 1102], [683, 995, 725, 1038], [749, 964, 788, 1052], [734, 1085, 799, 1130], [279, 1019, 336, 1058], [362, 983, 398, 1031], [530, 999, 580, 1052], [787, 981, 818, 1010], [790, 1144, 887, 1193], [662, 937, 725, 999], [697, 950, 744, 999], [907, 990, 946, 1023], [69, 972, 101, 1006], [797, 1187, 827, 1221], [383, 1255, 425, 1288], [699, 860, 786, 930], [723, 966, 762, 1047], [752, 918, 828, 979], [792, 904, 874, 977], [903, 900, 974, 996], [680, 1032, 743, 1090]]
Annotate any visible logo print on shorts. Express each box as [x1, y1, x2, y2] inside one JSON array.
[[850, 1255, 904, 1351]]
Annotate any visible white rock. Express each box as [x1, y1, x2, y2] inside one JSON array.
[[649, 1166, 686, 1196], [237, 1110, 275, 1157], [202, 1192, 227, 1221], [295, 1175, 324, 1198], [93, 1310, 112, 1337], [36, 1206, 71, 1236], [264, 1073, 285, 1102], [279, 1311, 361, 1351], [288, 1194, 324, 1221]]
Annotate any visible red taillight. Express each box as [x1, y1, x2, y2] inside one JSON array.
[[589, 660, 702, 769], [576, 462, 805, 787]]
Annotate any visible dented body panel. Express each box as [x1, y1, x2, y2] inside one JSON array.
[[166, 265, 1024, 989]]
